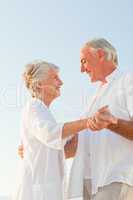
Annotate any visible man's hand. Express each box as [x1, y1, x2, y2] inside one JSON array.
[[95, 106, 118, 123], [18, 144, 24, 159], [87, 106, 118, 131]]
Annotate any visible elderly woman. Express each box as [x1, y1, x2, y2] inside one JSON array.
[[14, 60, 90, 200]]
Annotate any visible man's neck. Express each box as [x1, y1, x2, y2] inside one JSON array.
[[101, 65, 117, 84]]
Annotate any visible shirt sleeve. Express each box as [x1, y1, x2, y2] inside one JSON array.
[[124, 73, 133, 119], [29, 102, 65, 150]]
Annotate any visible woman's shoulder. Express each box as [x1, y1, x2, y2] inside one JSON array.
[[27, 98, 49, 115]]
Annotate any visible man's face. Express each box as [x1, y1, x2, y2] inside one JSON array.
[[40, 68, 63, 99], [80, 46, 105, 82]]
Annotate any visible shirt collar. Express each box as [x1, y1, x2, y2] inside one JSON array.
[[32, 97, 49, 109], [106, 68, 119, 83]]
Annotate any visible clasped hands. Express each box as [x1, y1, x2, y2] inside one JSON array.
[[18, 106, 117, 158], [87, 105, 118, 131]]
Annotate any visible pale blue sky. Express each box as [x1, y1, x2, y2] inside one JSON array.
[[0, 0, 133, 196]]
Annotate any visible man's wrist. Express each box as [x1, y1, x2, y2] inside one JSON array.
[[107, 117, 119, 130], [84, 119, 88, 129]]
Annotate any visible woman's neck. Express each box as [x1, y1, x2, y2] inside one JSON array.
[[38, 94, 53, 107]]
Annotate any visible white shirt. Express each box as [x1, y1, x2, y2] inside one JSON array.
[[68, 70, 133, 198], [14, 98, 66, 200]]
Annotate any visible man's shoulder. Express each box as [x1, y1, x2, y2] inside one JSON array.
[[114, 70, 133, 83], [120, 71, 133, 83]]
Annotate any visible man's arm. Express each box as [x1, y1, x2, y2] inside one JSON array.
[[107, 119, 133, 141], [92, 107, 133, 141], [108, 73, 133, 140]]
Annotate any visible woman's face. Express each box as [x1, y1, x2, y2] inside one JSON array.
[[39, 68, 63, 100]]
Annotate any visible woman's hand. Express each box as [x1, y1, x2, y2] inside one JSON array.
[[87, 106, 118, 131], [18, 144, 24, 159]]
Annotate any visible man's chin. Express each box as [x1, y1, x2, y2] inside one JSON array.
[[90, 75, 98, 83], [90, 76, 94, 82], [91, 78, 95, 82], [88, 74, 94, 82]]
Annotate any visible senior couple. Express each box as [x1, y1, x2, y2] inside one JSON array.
[[15, 38, 133, 200]]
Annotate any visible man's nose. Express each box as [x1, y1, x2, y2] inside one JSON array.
[[81, 64, 86, 73]]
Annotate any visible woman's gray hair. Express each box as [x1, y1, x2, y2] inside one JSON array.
[[23, 60, 59, 97], [84, 38, 118, 65]]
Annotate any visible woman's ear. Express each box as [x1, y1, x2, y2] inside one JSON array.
[[36, 81, 42, 89]]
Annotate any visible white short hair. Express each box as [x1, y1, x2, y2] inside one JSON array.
[[23, 60, 59, 97], [85, 38, 118, 65]]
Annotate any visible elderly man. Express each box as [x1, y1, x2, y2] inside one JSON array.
[[68, 38, 133, 200]]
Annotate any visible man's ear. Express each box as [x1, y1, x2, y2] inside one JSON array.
[[97, 48, 105, 61]]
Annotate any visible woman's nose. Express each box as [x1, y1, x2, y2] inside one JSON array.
[[59, 79, 63, 86]]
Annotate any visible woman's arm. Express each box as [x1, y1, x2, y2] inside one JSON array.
[[64, 135, 78, 159]]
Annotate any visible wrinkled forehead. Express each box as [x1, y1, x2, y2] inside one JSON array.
[[80, 46, 95, 58], [47, 67, 59, 78]]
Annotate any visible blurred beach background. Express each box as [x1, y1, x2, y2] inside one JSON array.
[[0, 0, 133, 199]]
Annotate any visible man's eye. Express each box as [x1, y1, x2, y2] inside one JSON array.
[[81, 59, 86, 64], [55, 77, 58, 80]]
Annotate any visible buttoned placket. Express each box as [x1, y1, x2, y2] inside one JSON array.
[[85, 72, 121, 193], [84, 83, 104, 179], [85, 76, 117, 180]]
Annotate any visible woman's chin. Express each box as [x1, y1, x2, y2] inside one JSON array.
[[56, 91, 61, 97], [53, 91, 61, 99]]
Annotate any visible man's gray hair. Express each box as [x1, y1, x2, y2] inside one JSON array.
[[23, 60, 59, 97], [85, 38, 118, 65]]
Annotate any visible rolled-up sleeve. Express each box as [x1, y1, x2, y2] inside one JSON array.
[[125, 73, 133, 119], [29, 102, 64, 150]]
